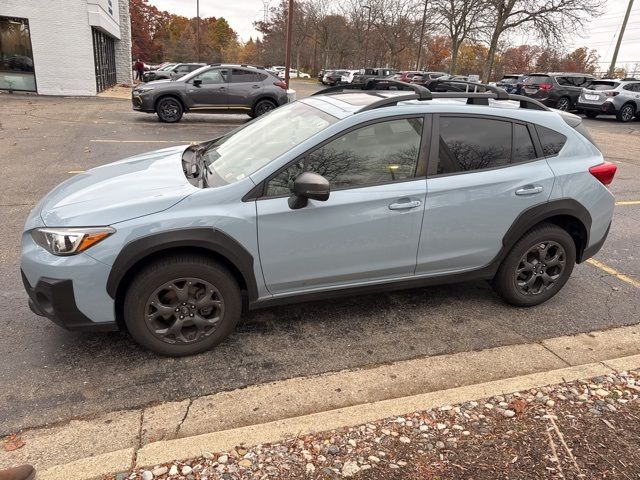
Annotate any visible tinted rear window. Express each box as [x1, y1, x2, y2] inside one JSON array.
[[536, 126, 567, 156], [526, 76, 551, 85], [588, 81, 620, 90]]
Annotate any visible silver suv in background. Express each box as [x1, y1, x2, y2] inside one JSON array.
[[577, 78, 640, 122]]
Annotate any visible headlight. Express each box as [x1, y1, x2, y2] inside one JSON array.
[[31, 227, 115, 256], [134, 86, 154, 94]]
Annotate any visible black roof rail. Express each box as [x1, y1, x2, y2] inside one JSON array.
[[314, 78, 432, 100], [431, 79, 510, 99]]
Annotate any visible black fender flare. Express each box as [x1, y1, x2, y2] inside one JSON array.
[[106, 228, 258, 302], [500, 199, 592, 262]]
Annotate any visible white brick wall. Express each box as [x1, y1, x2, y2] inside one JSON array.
[[0, 0, 131, 95], [115, 0, 132, 85]]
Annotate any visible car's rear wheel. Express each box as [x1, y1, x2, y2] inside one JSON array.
[[617, 103, 635, 122], [492, 223, 576, 307], [555, 97, 571, 111], [123, 254, 242, 356], [585, 111, 599, 118], [156, 97, 184, 123], [251, 99, 277, 118]]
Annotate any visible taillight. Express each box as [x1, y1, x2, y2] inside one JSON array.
[[274, 80, 287, 90], [606, 91, 619, 97], [589, 161, 617, 186], [538, 83, 553, 91]]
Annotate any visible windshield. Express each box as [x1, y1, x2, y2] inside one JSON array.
[[201, 102, 337, 187], [160, 64, 175, 71]]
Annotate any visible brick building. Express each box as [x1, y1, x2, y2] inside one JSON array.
[[0, 0, 132, 95]]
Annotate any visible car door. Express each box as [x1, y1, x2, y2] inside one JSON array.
[[228, 68, 261, 111], [416, 115, 555, 275], [256, 116, 429, 295], [185, 68, 229, 111]]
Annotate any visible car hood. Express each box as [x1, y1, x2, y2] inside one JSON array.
[[39, 145, 195, 227]]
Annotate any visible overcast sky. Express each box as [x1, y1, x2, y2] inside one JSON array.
[[148, 0, 640, 72]]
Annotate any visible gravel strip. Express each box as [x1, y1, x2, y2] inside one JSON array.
[[111, 369, 640, 479]]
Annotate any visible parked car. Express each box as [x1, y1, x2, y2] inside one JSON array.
[[352, 68, 397, 83], [576, 78, 640, 122], [150, 63, 206, 81], [414, 74, 480, 92], [24, 80, 615, 355], [409, 71, 448, 86], [143, 63, 176, 82], [340, 70, 360, 84], [277, 69, 311, 79], [496, 74, 528, 94], [522, 73, 594, 111], [131, 64, 289, 122], [322, 70, 348, 86], [317, 69, 327, 82]]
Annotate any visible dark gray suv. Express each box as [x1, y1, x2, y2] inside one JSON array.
[[522, 73, 594, 111], [132, 64, 290, 122]]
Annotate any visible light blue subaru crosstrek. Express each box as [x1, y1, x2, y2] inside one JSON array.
[[22, 80, 617, 356]]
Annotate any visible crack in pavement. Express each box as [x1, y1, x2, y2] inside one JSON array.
[[175, 398, 194, 439]]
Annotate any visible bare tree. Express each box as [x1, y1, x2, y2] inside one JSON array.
[[433, 0, 484, 73], [481, 0, 604, 82], [370, 0, 421, 67]]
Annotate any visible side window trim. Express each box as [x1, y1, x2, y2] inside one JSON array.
[[255, 114, 431, 200]]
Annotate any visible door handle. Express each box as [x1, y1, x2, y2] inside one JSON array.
[[389, 200, 421, 210], [515, 185, 543, 196]]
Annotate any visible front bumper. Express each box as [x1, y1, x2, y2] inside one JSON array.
[[22, 271, 118, 332], [131, 92, 155, 112]]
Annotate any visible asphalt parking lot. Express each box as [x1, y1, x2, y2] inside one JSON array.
[[1, 81, 639, 435]]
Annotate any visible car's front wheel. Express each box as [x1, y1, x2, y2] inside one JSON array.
[[123, 254, 242, 356], [492, 223, 576, 307], [156, 97, 184, 123]]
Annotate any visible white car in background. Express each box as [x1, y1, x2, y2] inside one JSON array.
[[278, 69, 311, 79], [341, 70, 360, 84]]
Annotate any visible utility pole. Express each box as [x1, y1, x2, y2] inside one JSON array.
[[196, 0, 201, 62], [362, 5, 372, 67], [415, 0, 428, 70], [284, 0, 294, 88], [608, 0, 634, 77]]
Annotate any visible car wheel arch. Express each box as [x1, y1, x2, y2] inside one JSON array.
[[500, 200, 591, 264], [107, 229, 259, 327]]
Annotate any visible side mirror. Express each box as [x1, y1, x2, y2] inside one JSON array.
[[288, 172, 330, 210], [192, 79, 202, 87]]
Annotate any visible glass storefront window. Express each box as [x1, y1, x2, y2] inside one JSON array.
[[0, 16, 36, 92]]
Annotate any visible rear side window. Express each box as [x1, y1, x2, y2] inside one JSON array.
[[437, 117, 511, 174], [231, 69, 258, 83], [536, 126, 567, 156], [623, 83, 640, 92]]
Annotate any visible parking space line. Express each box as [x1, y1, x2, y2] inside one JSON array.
[[616, 200, 640, 206], [68, 170, 85, 174], [586, 258, 640, 289], [90, 139, 194, 143]]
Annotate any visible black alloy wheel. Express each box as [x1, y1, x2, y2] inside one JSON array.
[[556, 97, 571, 111], [156, 97, 183, 123], [253, 99, 277, 117], [514, 241, 566, 296], [144, 277, 224, 344]]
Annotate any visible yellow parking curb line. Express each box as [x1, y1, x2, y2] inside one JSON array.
[[615, 200, 640, 206], [586, 258, 640, 289], [68, 170, 85, 174]]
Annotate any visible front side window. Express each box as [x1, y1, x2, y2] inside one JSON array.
[[193, 68, 227, 85], [436, 117, 511, 175], [266, 118, 423, 196], [201, 102, 337, 188]]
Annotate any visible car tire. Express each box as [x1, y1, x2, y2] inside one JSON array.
[[585, 111, 599, 118], [555, 97, 571, 111], [251, 98, 277, 118], [156, 97, 184, 123], [617, 103, 635, 122], [492, 223, 576, 307], [123, 254, 242, 356]]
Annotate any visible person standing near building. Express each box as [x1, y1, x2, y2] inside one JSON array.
[[134, 59, 145, 82]]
